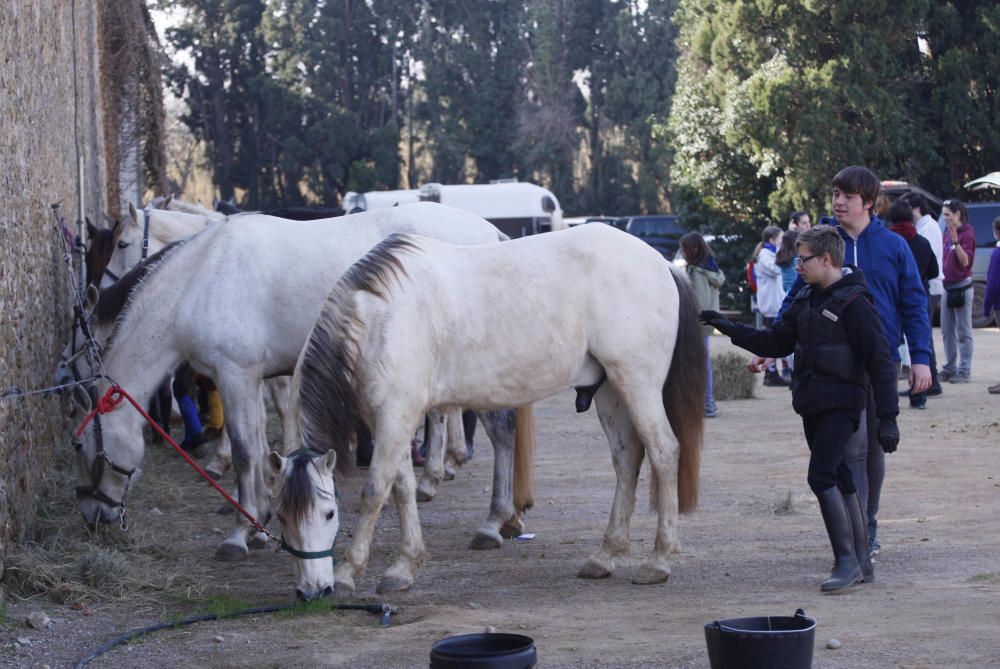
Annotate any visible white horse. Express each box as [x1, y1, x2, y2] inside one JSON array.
[[272, 223, 706, 599], [73, 203, 531, 561]]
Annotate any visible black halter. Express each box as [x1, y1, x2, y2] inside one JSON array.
[[279, 449, 337, 560], [73, 383, 136, 528]]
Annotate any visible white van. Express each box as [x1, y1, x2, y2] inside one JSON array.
[[344, 181, 565, 238]]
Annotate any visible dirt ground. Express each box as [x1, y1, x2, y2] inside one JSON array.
[[4, 327, 1000, 668]]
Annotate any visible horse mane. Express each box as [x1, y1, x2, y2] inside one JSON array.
[[298, 234, 421, 472], [278, 452, 318, 523], [99, 240, 187, 352]]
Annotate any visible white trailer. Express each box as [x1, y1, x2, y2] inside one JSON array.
[[344, 181, 565, 238]]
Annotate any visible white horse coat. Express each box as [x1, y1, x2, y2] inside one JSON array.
[[281, 223, 706, 597], [74, 203, 520, 559]]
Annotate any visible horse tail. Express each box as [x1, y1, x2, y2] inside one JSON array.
[[662, 264, 707, 513], [512, 404, 536, 512]]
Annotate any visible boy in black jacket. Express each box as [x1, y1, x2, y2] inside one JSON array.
[[701, 225, 899, 592]]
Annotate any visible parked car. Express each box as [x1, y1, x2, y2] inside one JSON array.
[[621, 215, 684, 259], [960, 202, 1000, 327], [880, 180, 944, 218]]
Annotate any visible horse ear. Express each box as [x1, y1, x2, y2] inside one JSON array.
[[128, 202, 139, 225], [110, 219, 123, 243], [321, 449, 337, 475], [86, 217, 98, 239], [84, 284, 99, 310], [268, 451, 286, 476], [164, 193, 173, 209]]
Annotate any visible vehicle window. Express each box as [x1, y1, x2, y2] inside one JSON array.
[[967, 205, 1000, 247]]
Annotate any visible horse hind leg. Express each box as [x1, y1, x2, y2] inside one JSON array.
[[578, 383, 645, 580], [442, 406, 467, 477], [416, 409, 447, 502], [619, 384, 683, 585], [468, 408, 518, 550]]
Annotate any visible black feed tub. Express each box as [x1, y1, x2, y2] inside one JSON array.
[[704, 608, 816, 669], [430, 632, 536, 669]]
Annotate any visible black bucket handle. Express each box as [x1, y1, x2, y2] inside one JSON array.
[[710, 609, 812, 634]]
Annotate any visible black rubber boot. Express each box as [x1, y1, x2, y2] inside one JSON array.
[[816, 487, 862, 592], [843, 491, 875, 582]]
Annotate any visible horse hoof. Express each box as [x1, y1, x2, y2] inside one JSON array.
[[332, 582, 355, 599], [469, 530, 503, 550], [577, 560, 612, 580], [215, 542, 248, 562], [499, 519, 524, 539], [631, 564, 670, 585], [416, 486, 436, 503], [248, 533, 269, 549], [205, 468, 223, 482], [376, 575, 412, 594], [442, 468, 456, 481]]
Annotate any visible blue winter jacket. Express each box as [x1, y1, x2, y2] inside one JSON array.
[[776, 216, 932, 366]]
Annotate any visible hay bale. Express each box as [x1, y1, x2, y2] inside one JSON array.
[[711, 351, 757, 400]]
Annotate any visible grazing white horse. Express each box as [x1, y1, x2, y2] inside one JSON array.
[[73, 203, 530, 561], [273, 224, 706, 599]]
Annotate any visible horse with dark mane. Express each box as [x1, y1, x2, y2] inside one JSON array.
[[272, 223, 706, 599]]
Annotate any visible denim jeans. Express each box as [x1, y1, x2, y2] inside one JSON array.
[[941, 284, 974, 376], [704, 336, 716, 413]]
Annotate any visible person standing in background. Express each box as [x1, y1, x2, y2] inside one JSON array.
[[681, 232, 726, 417], [789, 211, 812, 232], [756, 225, 789, 386], [939, 199, 976, 383], [900, 191, 945, 396], [983, 216, 1000, 394]]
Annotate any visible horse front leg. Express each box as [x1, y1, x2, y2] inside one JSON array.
[[212, 374, 270, 562], [378, 459, 428, 593], [264, 375, 293, 442], [467, 408, 519, 549], [334, 418, 417, 597], [443, 406, 467, 477], [579, 384, 644, 580], [416, 409, 447, 502]]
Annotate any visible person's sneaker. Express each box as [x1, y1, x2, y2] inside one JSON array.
[[949, 373, 970, 384], [988, 383, 1000, 395], [926, 384, 943, 397], [910, 398, 926, 410], [939, 370, 954, 382], [705, 406, 718, 418]]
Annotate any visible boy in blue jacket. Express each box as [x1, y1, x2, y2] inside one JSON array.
[[703, 225, 899, 591], [749, 166, 931, 557]]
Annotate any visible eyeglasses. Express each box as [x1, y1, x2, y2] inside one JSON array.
[[793, 253, 821, 268]]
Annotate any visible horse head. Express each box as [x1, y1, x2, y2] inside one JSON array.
[[74, 379, 146, 528], [84, 218, 122, 288], [269, 449, 339, 601]]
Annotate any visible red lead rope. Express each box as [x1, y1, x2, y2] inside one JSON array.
[[74, 385, 274, 539]]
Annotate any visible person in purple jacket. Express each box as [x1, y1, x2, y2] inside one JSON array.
[[984, 216, 1000, 394], [939, 200, 976, 383]]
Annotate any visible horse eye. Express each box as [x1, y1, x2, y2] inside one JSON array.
[[117, 241, 130, 249], [325, 510, 336, 521]]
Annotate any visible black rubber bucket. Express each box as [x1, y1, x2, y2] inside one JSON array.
[[704, 608, 816, 669], [430, 633, 536, 668]]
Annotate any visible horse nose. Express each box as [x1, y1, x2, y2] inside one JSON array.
[[296, 585, 334, 602]]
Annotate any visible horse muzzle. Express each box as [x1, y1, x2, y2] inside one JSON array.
[[79, 497, 121, 529], [296, 584, 333, 603]]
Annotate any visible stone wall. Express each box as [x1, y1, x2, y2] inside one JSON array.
[[0, 0, 108, 560]]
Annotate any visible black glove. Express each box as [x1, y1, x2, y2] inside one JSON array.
[[699, 310, 738, 337], [877, 418, 899, 453]]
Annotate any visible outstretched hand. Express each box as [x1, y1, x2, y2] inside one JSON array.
[[877, 418, 900, 454], [699, 310, 738, 337]]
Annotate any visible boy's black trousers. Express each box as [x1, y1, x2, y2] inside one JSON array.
[[802, 410, 860, 494]]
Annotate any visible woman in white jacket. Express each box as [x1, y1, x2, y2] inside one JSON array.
[[755, 225, 788, 386]]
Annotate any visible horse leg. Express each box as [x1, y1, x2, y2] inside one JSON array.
[[618, 383, 681, 585], [264, 375, 292, 442], [212, 372, 270, 561], [468, 408, 519, 550], [416, 409, 447, 502], [443, 406, 467, 476], [334, 413, 420, 597], [578, 384, 645, 580], [377, 459, 429, 594], [202, 428, 232, 480]]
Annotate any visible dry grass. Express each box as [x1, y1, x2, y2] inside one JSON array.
[[3, 437, 208, 605], [712, 351, 757, 401]]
